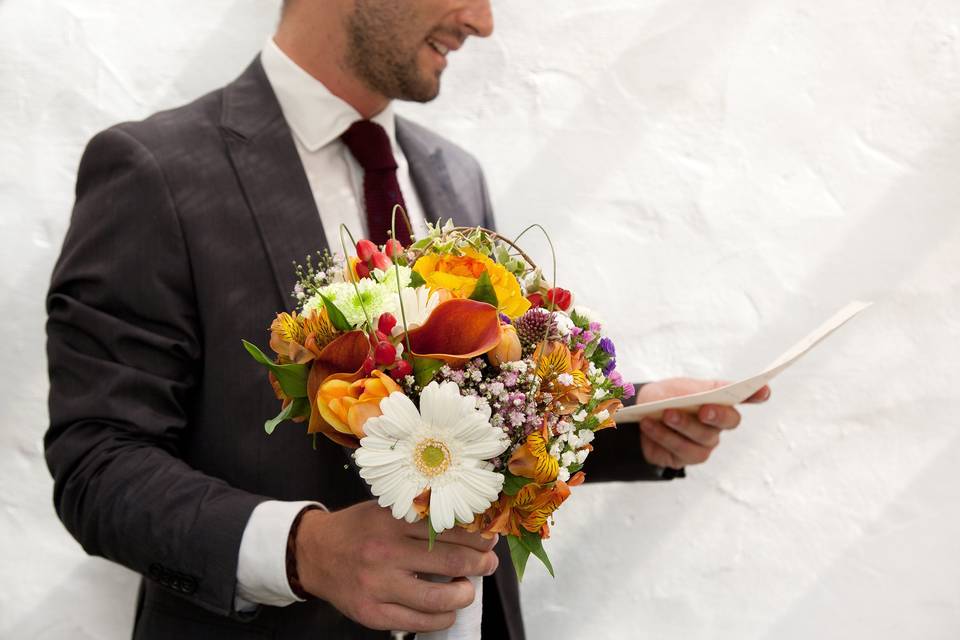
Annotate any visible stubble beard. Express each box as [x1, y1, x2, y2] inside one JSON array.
[[344, 2, 441, 103]]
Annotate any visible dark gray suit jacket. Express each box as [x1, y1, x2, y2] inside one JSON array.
[[45, 57, 676, 640]]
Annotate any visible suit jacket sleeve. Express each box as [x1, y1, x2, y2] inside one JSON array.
[[477, 174, 682, 483], [45, 127, 267, 618]]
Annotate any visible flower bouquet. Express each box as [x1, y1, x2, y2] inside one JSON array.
[[243, 219, 634, 637]]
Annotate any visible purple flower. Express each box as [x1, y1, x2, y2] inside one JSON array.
[[499, 313, 512, 325], [621, 381, 636, 400], [599, 337, 616, 357], [602, 358, 617, 376]]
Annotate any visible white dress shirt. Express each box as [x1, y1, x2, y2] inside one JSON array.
[[234, 37, 428, 612]]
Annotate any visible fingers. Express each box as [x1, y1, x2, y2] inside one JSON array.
[[694, 405, 741, 430], [746, 385, 772, 403], [640, 417, 714, 465], [386, 574, 476, 615], [368, 602, 456, 633], [408, 523, 499, 553], [397, 537, 499, 578], [640, 430, 684, 469], [664, 409, 725, 444]]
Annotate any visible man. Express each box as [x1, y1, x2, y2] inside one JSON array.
[[45, 1, 769, 638]]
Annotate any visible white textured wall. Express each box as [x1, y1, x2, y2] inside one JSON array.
[[2, 1, 959, 638]]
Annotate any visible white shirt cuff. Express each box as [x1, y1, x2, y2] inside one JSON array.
[[234, 499, 325, 611]]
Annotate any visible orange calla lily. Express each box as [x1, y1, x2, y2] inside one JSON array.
[[404, 298, 501, 366], [317, 370, 401, 438]]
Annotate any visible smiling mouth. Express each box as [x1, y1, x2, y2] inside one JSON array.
[[427, 38, 450, 56]]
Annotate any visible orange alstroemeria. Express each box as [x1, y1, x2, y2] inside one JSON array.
[[533, 341, 592, 413], [467, 472, 585, 539], [317, 370, 401, 439], [270, 309, 338, 364], [592, 398, 623, 431], [405, 298, 501, 366], [507, 423, 559, 484]]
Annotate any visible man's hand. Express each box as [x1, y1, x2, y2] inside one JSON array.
[[634, 378, 771, 469], [295, 500, 499, 632]]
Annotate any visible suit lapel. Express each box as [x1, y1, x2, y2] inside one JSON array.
[[397, 116, 462, 226], [221, 57, 327, 310]]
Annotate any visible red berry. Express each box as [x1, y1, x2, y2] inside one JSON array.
[[527, 293, 544, 308], [378, 312, 397, 335], [547, 287, 573, 311], [371, 251, 392, 271], [384, 239, 404, 258], [355, 261, 370, 278], [361, 355, 375, 375], [374, 340, 397, 365], [394, 359, 413, 377], [357, 239, 377, 262]]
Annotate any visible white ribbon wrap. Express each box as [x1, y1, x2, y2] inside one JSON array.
[[414, 574, 483, 640]]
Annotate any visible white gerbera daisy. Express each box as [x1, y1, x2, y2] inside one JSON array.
[[392, 286, 441, 336], [354, 381, 509, 533]]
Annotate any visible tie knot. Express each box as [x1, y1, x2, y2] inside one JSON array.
[[341, 120, 398, 171]]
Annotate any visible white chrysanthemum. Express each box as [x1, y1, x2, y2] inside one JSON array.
[[305, 279, 399, 327], [373, 264, 414, 289], [572, 305, 604, 326], [554, 312, 575, 337], [354, 381, 509, 533]]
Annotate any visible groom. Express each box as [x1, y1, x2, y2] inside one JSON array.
[[45, 1, 769, 638]]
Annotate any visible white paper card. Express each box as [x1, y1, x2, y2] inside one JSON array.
[[614, 300, 873, 423]]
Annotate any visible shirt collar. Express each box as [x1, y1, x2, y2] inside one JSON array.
[[260, 37, 397, 153]]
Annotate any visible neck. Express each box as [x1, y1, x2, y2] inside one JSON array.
[[273, 10, 389, 118]]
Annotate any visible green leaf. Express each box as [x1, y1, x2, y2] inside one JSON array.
[[507, 535, 531, 581], [468, 271, 499, 308], [583, 336, 601, 359], [570, 309, 590, 331], [428, 518, 439, 551], [502, 471, 533, 496], [519, 528, 555, 578], [413, 356, 444, 387], [263, 397, 310, 435], [410, 237, 432, 251], [408, 270, 427, 288], [242, 340, 309, 398], [320, 294, 352, 332]]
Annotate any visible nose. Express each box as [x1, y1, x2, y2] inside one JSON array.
[[457, 0, 494, 38]]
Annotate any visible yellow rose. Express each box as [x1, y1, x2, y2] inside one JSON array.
[[412, 248, 531, 318]]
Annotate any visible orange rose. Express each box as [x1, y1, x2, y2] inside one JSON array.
[[316, 370, 401, 438]]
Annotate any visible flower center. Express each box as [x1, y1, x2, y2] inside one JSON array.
[[414, 438, 451, 477]]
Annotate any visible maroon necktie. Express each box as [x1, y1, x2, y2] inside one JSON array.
[[340, 120, 412, 246]]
